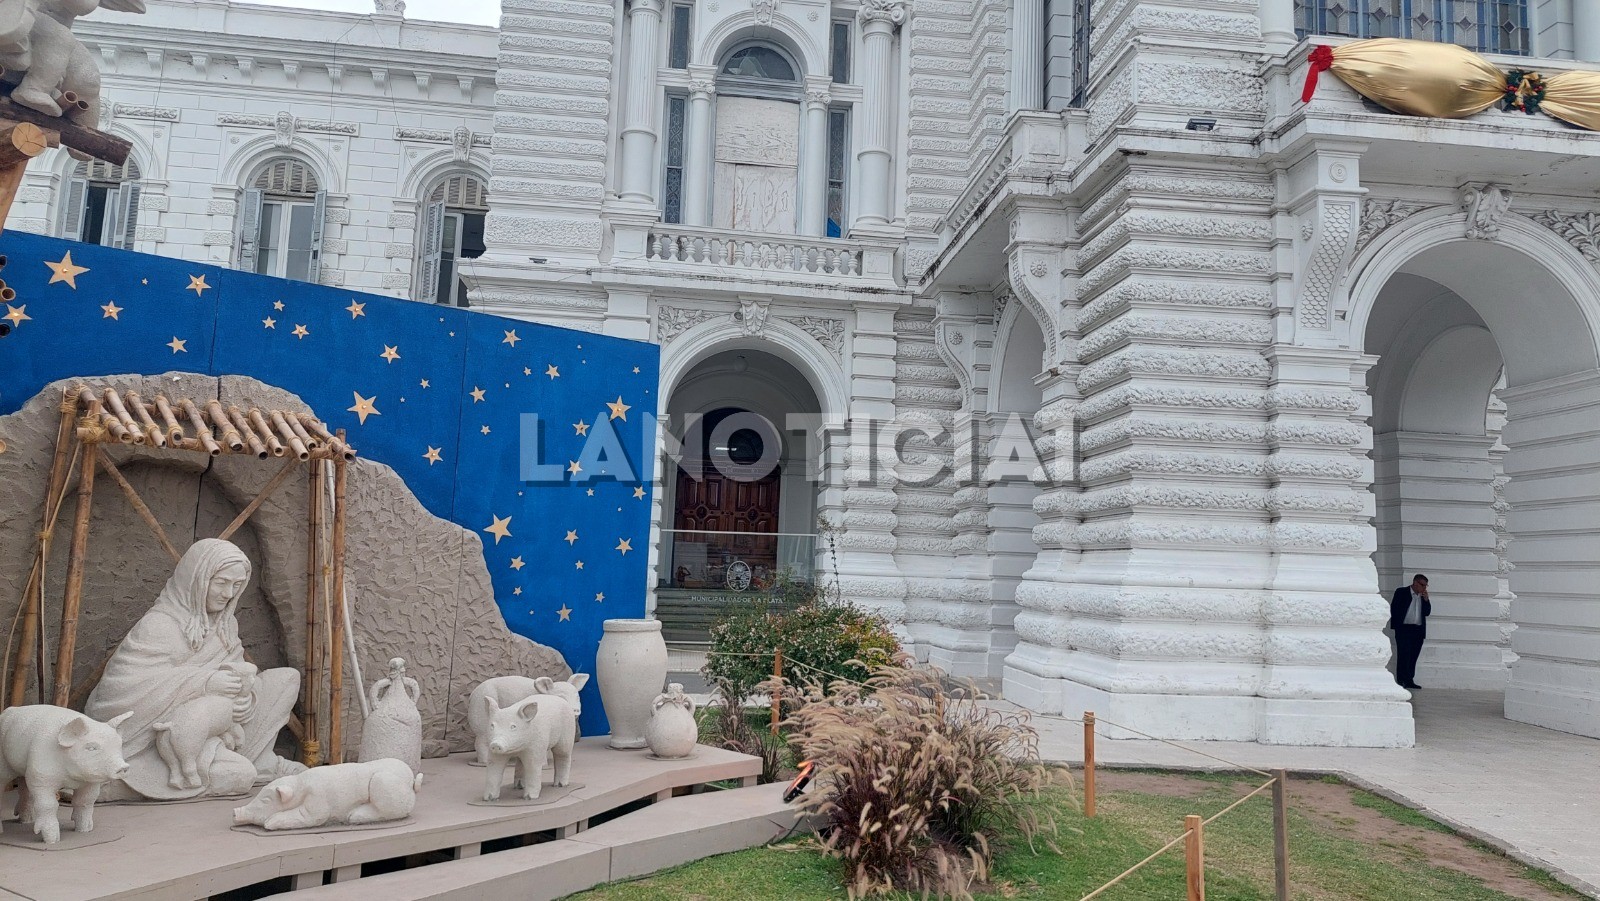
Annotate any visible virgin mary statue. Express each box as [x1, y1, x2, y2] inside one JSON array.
[[86, 538, 306, 800]]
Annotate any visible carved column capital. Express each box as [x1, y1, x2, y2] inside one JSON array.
[[857, 0, 907, 30]]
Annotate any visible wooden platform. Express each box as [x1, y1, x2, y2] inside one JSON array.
[[0, 739, 761, 901]]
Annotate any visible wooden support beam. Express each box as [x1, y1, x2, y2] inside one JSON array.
[[327, 451, 349, 762], [51, 443, 96, 707], [96, 448, 181, 563], [8, 400, 76, 708], [0, 122, 50, 166], [218, 458, 299, 541], [0, 96, 131, 164], [302, 461, 322, 766]]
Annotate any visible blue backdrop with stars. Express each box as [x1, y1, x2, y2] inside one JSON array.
[[0, 232, 659, 737]]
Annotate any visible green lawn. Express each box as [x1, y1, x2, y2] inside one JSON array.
[[564, 770, 1582, 901]]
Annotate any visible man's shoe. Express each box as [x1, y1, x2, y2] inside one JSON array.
[[1403, 682, 1422, 690]]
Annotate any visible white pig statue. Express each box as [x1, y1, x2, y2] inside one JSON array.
[[478, 694, 574, 802], [467, 673, 588, 765], [0, 705, 133, 844], [152, 660, 257, 789], [232, 758, 422, 831]]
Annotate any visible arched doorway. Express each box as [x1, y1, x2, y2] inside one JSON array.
[[657, 349, 824, 642], [1353, 219, 1600, 738]]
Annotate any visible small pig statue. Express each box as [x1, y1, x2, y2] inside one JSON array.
[[478, 694, 574, 802], [232, 758, 422, 831], [467, 673, 588, 765], [152, 660, 257, 789], [0, 705, 132, 844]]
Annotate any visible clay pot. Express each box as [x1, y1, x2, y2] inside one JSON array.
[[645, 683, 698, 759], [596, 619, 668, 749], [357, 658, 422, 773]]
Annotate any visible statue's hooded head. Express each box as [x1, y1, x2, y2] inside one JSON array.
[[159, 538, 252, 650]]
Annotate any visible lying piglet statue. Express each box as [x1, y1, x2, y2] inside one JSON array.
[[0, 705, 133, 844], [233, 758, 422, 831], [467, 673, 588, 765], [479, 694, 575, 802]]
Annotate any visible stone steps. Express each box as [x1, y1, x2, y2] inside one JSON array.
[[295, 783, 810, 901]]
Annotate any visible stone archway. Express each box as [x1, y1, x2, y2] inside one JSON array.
[[1350, 220, 1600, 738]]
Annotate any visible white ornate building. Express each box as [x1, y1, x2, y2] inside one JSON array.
[[18, 0, 1600, 747]]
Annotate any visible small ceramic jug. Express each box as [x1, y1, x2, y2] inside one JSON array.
[[645, 682, 698, 759], [357, 657, 422, 773]]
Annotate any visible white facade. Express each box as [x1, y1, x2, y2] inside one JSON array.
[[21, 0, 1600, 747]]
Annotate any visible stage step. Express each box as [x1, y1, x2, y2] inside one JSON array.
[[293, 783, 808, 901]]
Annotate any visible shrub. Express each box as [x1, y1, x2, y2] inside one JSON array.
[[784, 664, 1061, 900], [704, 585, 900, 706], [700, 676, 789, 784]]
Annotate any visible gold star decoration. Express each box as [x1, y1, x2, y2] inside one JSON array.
[[262, 316, 276, 329], [481, 425, 491, 435], [557, 604, 572, 622], [633, 366, 641, 374], [4, 305, 30, 328], [607, 396, 631, 421], [348, 392, 380, 424], [273, 300, 285, 311], [633, 486, 647, 499], [503, 329, 520, 347], [484, 514, 513, 544], [470, 386, 486, 403], [101, 301, 123, 320], [167, 337, 187, 354], [513, 587, 523, 596], [523, 367, 532, 376], [420, 379, 430, 388], [586, 489, 595, 496], [423, 446, 443, 465], [346, 300, 366, 318], [575, 560, 584, 570], [594, 592, 605, 602], [44, 251, 89, 288], [380, 345, 401, 363], [573, 420, 590, 436], [187, 274, 210, 296], [567, 460, 582, 475], [510, 556, 526, 571], [615, 538, 632, 555], [292, 324, 310, 339], [564, 530, 578, 545], [545, 364, 560, 379]]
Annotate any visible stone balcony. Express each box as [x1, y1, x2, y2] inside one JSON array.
[[632, 224, 901, 286]]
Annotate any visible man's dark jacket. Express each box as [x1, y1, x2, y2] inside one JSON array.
[[1389, 587, 1431, 629]]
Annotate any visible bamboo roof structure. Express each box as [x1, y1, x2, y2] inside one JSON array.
[[69, 385, 356, 461]]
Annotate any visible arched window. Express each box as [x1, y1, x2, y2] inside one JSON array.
[[60, 157, 142, 249], [720, 45, 797, 81], [419, 172, 489, 306], [238, 158, 326, 283]]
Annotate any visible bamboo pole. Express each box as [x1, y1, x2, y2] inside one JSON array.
[[123, 392, 167, 448], [328, 450, 349, 762], [206, 400, 244, 454], [218, 458, 300, 542], [227, 406, 269, 459], [96, 449, 180, 563], [100, 389, 141, 444], [51, 444, 97, 707], [285, 413, 319, 452], [297, 415, 355, 461], [771, 648, 783, 735], [1084, 711, 1097, 818], [154, 395, 184, 445], [178, 399, 220, 456], [302, 461, 322, 766], [8, 399, 76, 707], [270, 411, 309, 461], [1185, 814, 1205, 901], [249, 409, 286, 458], [1273, 770, 1290, 901]]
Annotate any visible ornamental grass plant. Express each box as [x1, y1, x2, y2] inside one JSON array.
[[784, 663, 1063, 900]]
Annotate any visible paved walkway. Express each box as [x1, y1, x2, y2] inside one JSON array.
[[1020, 690, 1600, 898]]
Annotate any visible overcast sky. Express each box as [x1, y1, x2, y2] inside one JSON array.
[[247, 0, 501, 26]]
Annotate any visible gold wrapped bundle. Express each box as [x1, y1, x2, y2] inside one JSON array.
[[1541, 70, 1600, 131], [1304, 38, 1507, 119]]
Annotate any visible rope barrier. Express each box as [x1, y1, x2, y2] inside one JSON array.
[[1076, 713, 1274, 779], [1077, 827, 1192, 901], [1202, 777, 1278, 827]]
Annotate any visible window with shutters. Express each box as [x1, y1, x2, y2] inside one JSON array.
[[420, 172, 488, 306], [61, 157, 142, 249], [1295, 0, 1529, 55], [241, 158, 327, 283]]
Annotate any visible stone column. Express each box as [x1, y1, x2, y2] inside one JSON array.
[[618, 0, 665, 205], [1008, 0, 1044, 111], [682, 66, 716, 226], [799, 77, 833, 237], [1259, 0, 1297, 48], [1576, 2, 1600, 62], [852, 0, 906, 231]]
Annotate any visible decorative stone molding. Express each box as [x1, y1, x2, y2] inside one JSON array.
[[1461, 185, 1513, 240], [112, 103, 178, 121], [1355, 198, 1427, 252], [784, 315, 845, 359], [656, 306, 717, 344], [396, 127, 492, 147], [218, 113, 359, 141], [858, 0, 906, 28], [750, 0, 778, 25], [1531, 210, 1600, 262], [1294, 198, 1357, 330], [735, 298, 770, 337]]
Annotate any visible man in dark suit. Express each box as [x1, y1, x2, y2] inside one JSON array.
[[1390, 574, 1431, 690]]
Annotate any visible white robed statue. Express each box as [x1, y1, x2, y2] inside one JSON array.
[[85, 538, 306, 800]]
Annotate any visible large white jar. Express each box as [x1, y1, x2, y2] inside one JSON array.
[[357, 658, 422, 773], [596, 619, 668, 749]]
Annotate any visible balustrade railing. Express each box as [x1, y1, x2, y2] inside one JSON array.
[[646, 226, 864, 277]]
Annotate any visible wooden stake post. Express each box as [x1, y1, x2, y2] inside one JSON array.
[[1273, 770, 1290, 901], [1083, 710, 1097, 818], [6, 387, 355, 770], [1185, 814, 1205, 901], [770, 649, 783, 735]]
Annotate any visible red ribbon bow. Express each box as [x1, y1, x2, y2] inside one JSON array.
[[1302, 45, 1336, 104]]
